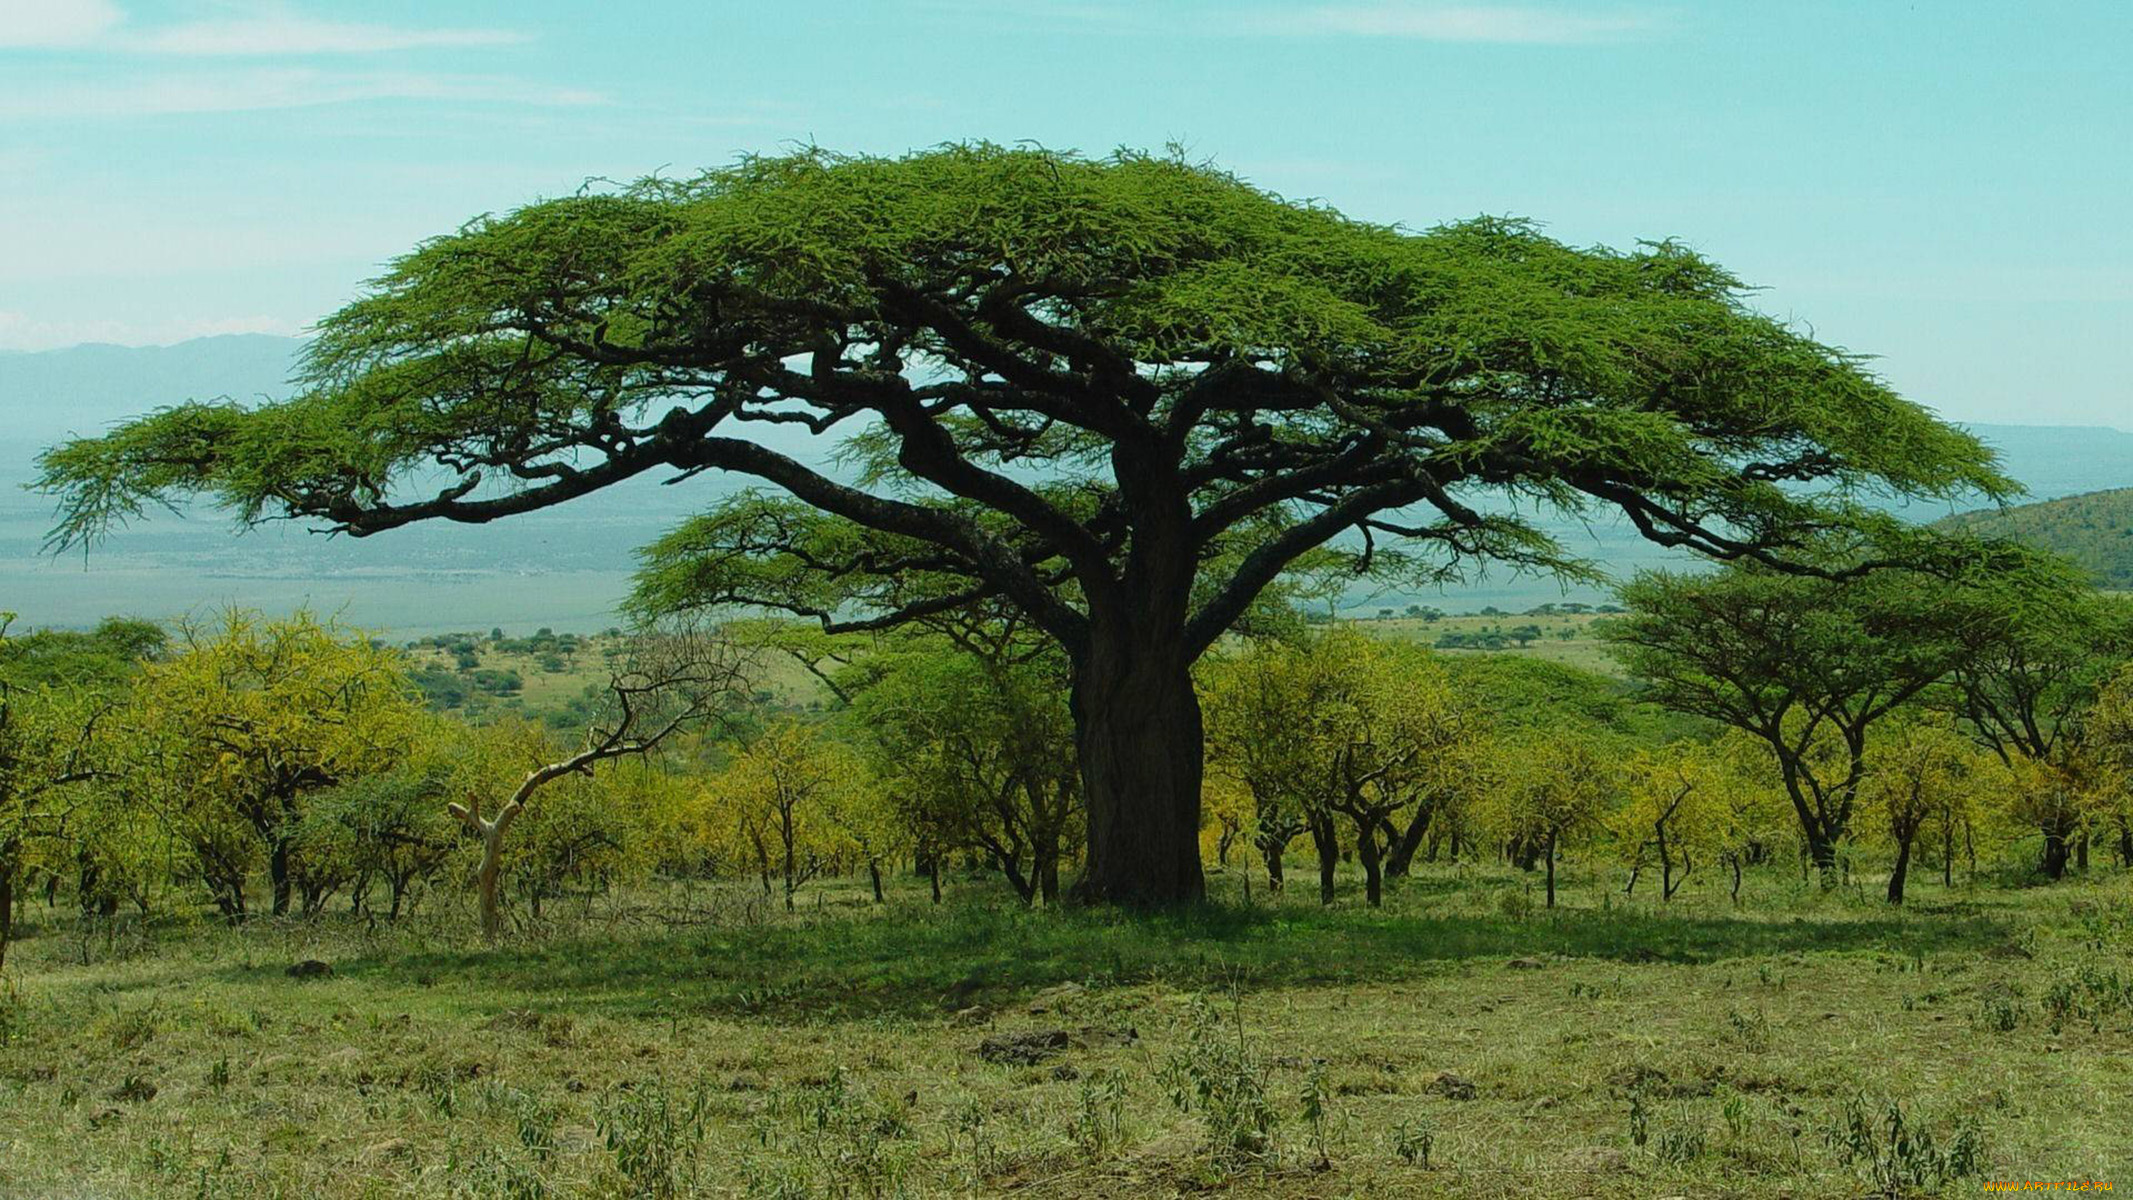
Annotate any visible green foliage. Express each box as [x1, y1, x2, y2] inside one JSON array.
[[41, 141, 2014, 674], [1160, 994, 1280, 1164], [1825, 1095, 1985, 1196], [841, 626, 1080, 904], [1605, 558, 2044, 865], [0, 616, 164, 689], [119, 609, 424, 919]]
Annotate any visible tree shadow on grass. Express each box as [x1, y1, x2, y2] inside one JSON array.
[[327, 898, 2013, 1022]]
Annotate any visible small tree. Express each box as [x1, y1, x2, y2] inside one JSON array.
[[1607, 563, 2007, 878], [2087, 664, 2133, 867], [0, 615, 116, 969], [1482, 734, 1616, 907], [297, 761, 458, 919], [1616, 746, 1720, 902], [452, 625, 749, 940], [1938, 593, 2133, 878], [127, 610, 420, 919], [846, 624, 1081, 905], [1860, 717, 1978, 904], [706, 719, 870, 911]]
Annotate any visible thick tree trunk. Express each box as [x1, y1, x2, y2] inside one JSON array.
[[1382, 804, 1433, 879], [1261, 840, 1286, 892], [1069, 640, 1205, 905], [2119, 824, 2133, 869], [1886, 837, 1912, 905], [2041, 825, 2070, 880], [476, 823, 506, 941], [1310, 811, 1340, 905], [929, 855, 942, 904], [1353, 817, 1384, 908], [269, 837, 293, 918]]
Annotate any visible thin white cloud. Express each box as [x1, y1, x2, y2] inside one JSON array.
[[1248, 4, 1662, 43], [0, 2, 527, 56], [0, 0, 121, 47], [126, 16, 528, 56], [0, 68, 604, 119], [920, 1, 1663, 43]]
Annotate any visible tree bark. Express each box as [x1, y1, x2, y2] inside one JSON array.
[[1309, 810, 1340, 905], [868, 859, 885, 904], [1038, 851, 1060, 907], [1069, 637, 1205, 905], [269, 837, 293, 918], [1382, 803, 1434, 879], [451, 799, 520, 943], [1887, 834, 1913, 905], [476, 820, 508, 940], [2041, 825, 2070, 880], [1353, 816, 1384, 908], [1261, 839, 1286, 892]]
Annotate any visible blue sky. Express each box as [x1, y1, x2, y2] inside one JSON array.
[[2, 0, 2128, 425]]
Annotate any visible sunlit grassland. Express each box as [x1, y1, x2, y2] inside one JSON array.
[[1366, 612, 1624, 676], [3, 860, 2129, 1198]]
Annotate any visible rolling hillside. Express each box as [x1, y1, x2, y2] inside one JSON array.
[[1941, 487, 2133, 588]]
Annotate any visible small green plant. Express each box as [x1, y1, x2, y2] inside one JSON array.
[[1628, 1092, 1650, 1149], [2043, 965, 2131, 1034], [1826, 1095, 1985, 1196], [417, 1065, 458, 1118], [1391, 1117, 1435, 1169], [1159, 994, 1280, 1165], [206, 1054, 231, 1092], [597, 1075, 713, 1199], [1497, 887, 1536, 920], [1070, 1070, 1127, 1160], [1300, 1060, 1332, 1168], [1655, 1110, 1707, 1164], [787, 1066, 912, 1196], [1721, 1090, 1751, 1140], [1976, 992, 2022, 1033], [1723, 1007, 1771, 1051], [951, 1097, 992, 1181]]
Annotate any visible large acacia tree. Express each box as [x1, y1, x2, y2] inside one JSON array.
[[41, 145, 2012, 903]]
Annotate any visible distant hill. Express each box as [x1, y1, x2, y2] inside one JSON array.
[[1940, 488, 2133, 589], [0, 334, 302, 443]]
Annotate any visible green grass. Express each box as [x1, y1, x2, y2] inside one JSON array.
[[3, 862, 2129, 1197], [1365, 612, 1624, 675]]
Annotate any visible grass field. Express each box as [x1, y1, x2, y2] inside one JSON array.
[[4, 859, 2128, 1198], [1366, 611, 1622, 675]]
